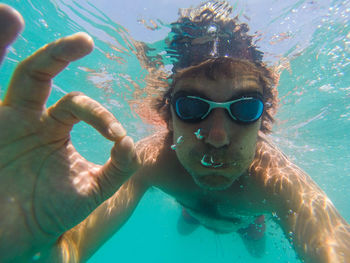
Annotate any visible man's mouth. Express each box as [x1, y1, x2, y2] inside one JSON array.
[[200, 154, 236, 169], [201, 154, 223, 168]]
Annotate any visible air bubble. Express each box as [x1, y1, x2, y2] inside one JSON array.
[[170, 135, 184, 150], [38, 18, 48, 28], [201, 154, 212, 167], [194, 129, 204, 140], [32, 253, 41, 261], [210, 156, 215, 163], [177, 136, 184, 144], [288, 231, 294, 238], [207, 24, 217, 34], [200, 154, 223, 168], [212, 163, 224, 168], [272, 212, 279, 219]]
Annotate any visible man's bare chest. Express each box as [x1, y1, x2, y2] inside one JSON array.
[[153, 172, 263, 233]]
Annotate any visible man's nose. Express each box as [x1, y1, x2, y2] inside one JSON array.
[[203, 109, 230, 148]]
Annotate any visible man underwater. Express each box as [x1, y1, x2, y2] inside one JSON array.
[[0, 1, 349, 263]]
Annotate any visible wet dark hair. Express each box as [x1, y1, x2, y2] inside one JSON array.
[[151, 1, 278, 133], [154, 57, 278, 133], [166, 1, 264, 72]]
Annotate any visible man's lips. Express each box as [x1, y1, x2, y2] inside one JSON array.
[[199, 153, 237, 169], [200, 154, 223, 167]]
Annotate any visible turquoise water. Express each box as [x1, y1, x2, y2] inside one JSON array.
[[1, 0, 349, 262]]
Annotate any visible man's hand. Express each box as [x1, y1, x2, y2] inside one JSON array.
[[0, 4, 139, 262]]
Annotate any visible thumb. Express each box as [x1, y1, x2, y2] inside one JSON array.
[[96, 135, 140, 200]]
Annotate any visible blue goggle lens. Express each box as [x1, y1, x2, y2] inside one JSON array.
[[175, 97, 209, 121], [230, 98, 264, 122]]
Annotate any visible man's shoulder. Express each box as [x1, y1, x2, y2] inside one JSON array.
[[255, 132, 290, 162], [251, 132, 302, 181], [252, 132, 311, 187], [133, 129, 180, 186], [135, 128, 173, 166]]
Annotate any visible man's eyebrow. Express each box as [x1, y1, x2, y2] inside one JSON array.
[[176, 87, 208, 97], [232, 81, 263, 97], [230, 89, 263, 99]]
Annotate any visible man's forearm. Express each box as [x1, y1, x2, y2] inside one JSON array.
[[277, 182, 350, 263], [58, 176, 148, 262], [294, 220, 350, 263]]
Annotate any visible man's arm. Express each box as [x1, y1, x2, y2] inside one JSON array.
[[252, 136, 350, 262], [58, 174, 148, 262], [57, 133, 167, 262], [275, 167, 350, 263]]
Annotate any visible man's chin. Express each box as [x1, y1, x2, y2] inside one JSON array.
[[193, 175, 234, 191]]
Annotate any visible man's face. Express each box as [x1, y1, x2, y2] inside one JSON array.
[[169, 69, 263, 191]]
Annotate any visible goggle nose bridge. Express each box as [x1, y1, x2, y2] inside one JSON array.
[[187, 95, 254, 120]]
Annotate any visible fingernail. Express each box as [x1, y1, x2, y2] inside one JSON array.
[[109, 122, 126, 140]]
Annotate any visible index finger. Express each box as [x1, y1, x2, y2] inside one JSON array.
[[3, 32, 94, 112], [0, 4, 24, 64]]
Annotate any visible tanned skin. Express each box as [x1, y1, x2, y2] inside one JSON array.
[[1, 4, 349, 263], [63, 65, 350, 263]]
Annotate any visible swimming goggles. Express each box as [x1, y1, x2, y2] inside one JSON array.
[[170, 91, 264, 124]]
